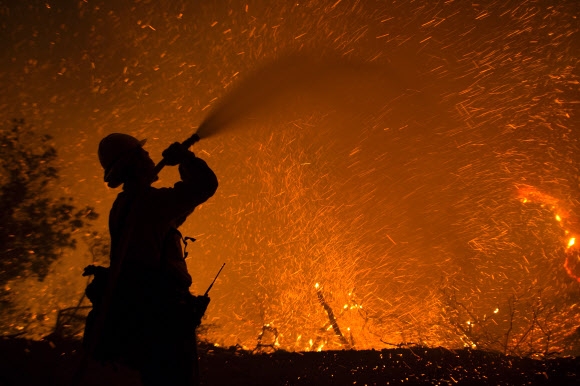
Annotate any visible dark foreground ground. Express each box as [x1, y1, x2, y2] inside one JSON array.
[[0, 337, 578, 386]]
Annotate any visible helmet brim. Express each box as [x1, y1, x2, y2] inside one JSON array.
[[103, 138, 147, 183]]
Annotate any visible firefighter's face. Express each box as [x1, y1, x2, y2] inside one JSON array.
[[140, 148, 155, 174]]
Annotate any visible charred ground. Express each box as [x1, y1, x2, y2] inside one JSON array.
[[0, 337, 578, 386]]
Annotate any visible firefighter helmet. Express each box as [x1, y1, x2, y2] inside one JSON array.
[[98, 133, 146, 182]]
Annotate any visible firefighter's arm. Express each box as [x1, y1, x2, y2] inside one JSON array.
[[156, 143, 218, 223], [177, 152, 218, 203], [162, 142, 218, 200]]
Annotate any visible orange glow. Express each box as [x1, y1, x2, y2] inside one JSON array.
[[518, 185, 580, 282], [2, 1, 579, 357]]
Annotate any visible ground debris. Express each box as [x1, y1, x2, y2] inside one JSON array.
[[1, 338, 578, 385]]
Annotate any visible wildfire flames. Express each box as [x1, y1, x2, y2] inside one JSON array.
[[1, 0, 579, 356], [517, 186, 580, 283]]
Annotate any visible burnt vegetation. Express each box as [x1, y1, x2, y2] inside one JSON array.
[[0, 337, 579, 385]]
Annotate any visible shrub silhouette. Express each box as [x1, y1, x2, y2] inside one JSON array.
[[0, 119, 98, 283]]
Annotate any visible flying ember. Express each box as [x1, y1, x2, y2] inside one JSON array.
[[0, 0, 578, 358]]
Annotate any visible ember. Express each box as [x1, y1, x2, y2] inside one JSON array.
[[0, 0, 578, 359]]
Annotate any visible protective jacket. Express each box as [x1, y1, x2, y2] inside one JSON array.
[[109, 151, 218, 297], [86, 151, 217, 373]]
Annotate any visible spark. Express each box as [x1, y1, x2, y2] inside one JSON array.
[[2, 0, 579, 354]]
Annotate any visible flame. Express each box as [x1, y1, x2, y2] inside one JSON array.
[[518, 186, 580, 283]]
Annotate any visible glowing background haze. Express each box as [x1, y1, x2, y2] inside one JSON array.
[[1, 0, 579, 355]]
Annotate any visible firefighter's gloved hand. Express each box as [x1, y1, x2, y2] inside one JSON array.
[[162, 142, 190, 166]]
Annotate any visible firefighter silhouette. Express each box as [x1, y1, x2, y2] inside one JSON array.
[[83, 133, 218, 386]]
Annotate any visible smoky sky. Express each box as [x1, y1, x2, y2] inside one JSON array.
[[1, 1, 579, 352]]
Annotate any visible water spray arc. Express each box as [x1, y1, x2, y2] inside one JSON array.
[[153, 53, 403, 176]]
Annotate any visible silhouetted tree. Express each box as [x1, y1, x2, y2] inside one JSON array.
[[0, 119, 98, 284]]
